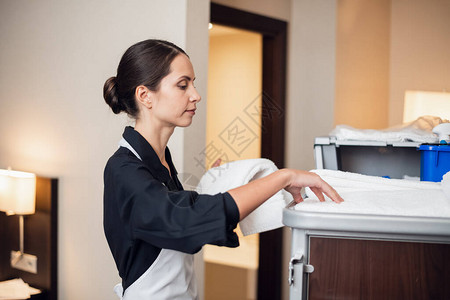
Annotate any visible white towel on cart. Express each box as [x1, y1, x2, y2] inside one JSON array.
[[297, 169, 450, 218], [330, 124, 438, 143], [308, 169, 441, 193], [197, 158, 293, 236]]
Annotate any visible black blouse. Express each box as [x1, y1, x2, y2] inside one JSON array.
[[103, 126, 239, 291]]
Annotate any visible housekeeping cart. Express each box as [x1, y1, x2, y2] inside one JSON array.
[[283, 202, 450, 300]]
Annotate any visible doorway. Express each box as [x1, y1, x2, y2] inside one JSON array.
[[205, 24, 262, 300], [208, 3, 287, 300]]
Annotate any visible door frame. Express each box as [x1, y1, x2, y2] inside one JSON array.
[[210, 3, 287, 300]]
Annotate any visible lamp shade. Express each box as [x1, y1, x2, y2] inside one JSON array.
[[403, 90, 450, 123], [0, 169, 36, 215]]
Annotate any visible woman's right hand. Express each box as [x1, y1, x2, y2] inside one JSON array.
[[228, 168, 343, 221], [283, 169, 344, 204]]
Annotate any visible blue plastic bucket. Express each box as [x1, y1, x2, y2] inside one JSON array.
[[419, 145, 450, 182]]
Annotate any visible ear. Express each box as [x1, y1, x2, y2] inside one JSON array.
[[135, 85, 153, 109]]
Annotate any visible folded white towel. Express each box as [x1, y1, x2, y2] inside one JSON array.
[[297, 169, 450, 218], [330, 124, 438, 143], [197, 158, 293, 236], [308, 169, 441, 193]]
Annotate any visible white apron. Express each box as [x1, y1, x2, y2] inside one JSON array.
[[114, 138, 198, 300]]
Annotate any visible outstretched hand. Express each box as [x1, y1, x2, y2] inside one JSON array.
[[210, 158, 222, 169], [283, 169, 343, 204]]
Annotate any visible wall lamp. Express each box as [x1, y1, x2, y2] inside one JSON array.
[[0, 168, 37, 274]]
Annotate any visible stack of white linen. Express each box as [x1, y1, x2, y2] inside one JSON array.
[[297, 169, 450, 218], [330, 124, 438, 143], [330, 116, 447, 143]]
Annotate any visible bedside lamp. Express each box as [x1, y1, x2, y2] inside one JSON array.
[[0, 168, 37, 273]]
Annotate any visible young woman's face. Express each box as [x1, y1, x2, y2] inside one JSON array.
[[150, 54, 201, 128]]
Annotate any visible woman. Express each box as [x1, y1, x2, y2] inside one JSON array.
[[103, 39, 343, 300]]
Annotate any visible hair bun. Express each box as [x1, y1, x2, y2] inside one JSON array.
[[103, 76, 123, 114]]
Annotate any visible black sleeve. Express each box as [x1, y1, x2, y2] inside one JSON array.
[[105, 155, 240, 254]]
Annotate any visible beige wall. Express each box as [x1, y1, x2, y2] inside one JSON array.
[[0, 0, 210, 299], [335, 0, 450, 129], [389, 0, 450, 126], [286, 0, 337, 171], [335, 0, 390, 129]]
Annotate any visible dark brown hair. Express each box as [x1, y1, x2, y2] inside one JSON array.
[[103, 39, 187, 118]]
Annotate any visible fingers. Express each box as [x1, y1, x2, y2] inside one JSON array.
[[320, 183, 344, 203], [323, 182, 344, 203], [311, 187, 325, 202], [308, 186, 343, 203], [294, 193, 304, 204], [210, 158, 222, 169], [286, 169, 344, 204], [308, 175, 344, 204]]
